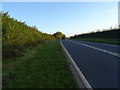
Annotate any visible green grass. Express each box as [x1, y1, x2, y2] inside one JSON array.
[[72, 38, 120, 45], [3, 40, 77, 88]]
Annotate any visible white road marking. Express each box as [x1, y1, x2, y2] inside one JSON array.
[[60, 40, 92, 89], [71, 40, 120, 58]]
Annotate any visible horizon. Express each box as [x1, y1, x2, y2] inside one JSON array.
[[2, 2, 118, 37]]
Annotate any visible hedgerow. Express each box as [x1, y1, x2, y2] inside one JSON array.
[[70, 28, 119, 39], [2, 12, 55, 58]]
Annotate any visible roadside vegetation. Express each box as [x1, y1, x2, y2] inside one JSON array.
[[3, 40, 77, 88], [2, 12, 66, 58], [2, 12, 77, 88], [2, 12, 55, 58], [70, 28, 120, 45]]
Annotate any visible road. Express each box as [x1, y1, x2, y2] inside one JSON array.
[[61, 39, 119, 88]]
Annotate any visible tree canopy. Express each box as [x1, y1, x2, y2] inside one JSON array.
[[53, 32, 66, 39]]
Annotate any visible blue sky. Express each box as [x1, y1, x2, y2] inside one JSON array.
[[2, 2, 118, 37]]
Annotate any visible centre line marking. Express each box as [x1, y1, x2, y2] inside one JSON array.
[[71, 40, 120, 58]]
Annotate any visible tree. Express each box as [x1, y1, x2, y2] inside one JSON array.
[[53, 32, 66, 39]]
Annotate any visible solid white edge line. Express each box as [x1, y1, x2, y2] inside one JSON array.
[[71, 40, 120, 58], [60, 40, 92, 88]]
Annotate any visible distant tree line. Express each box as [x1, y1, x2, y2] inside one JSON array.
[[70, 28, 120, 39], [2, 12, 56, 58]]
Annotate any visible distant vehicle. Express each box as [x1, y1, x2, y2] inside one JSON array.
[[62, 37, 65, 39], [62, 36, 65, 39]]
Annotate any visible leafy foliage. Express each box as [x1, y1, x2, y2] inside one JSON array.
[[70, 28, 120, 39], [2, 12, 55, 58], [53, 32, 66, 39]]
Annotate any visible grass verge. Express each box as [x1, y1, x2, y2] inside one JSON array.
[[3, 40, 77, 88], [72, 38, 120, 45]]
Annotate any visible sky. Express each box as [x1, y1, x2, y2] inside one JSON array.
[[118, 2, 120, 28], [2, 2, 118, 37], [2, 0, 120, 2]]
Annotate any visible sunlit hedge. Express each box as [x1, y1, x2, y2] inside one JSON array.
[[2, 12, 55, 58]]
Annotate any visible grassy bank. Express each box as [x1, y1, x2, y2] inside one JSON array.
[[71, 38, 120, 45], [3, 40, 77, 88]]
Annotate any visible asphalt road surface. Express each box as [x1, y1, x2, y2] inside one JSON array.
[[61, 39, 120, 88]]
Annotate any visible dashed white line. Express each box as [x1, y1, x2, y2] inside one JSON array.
[[71, 40, 120, 58]]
